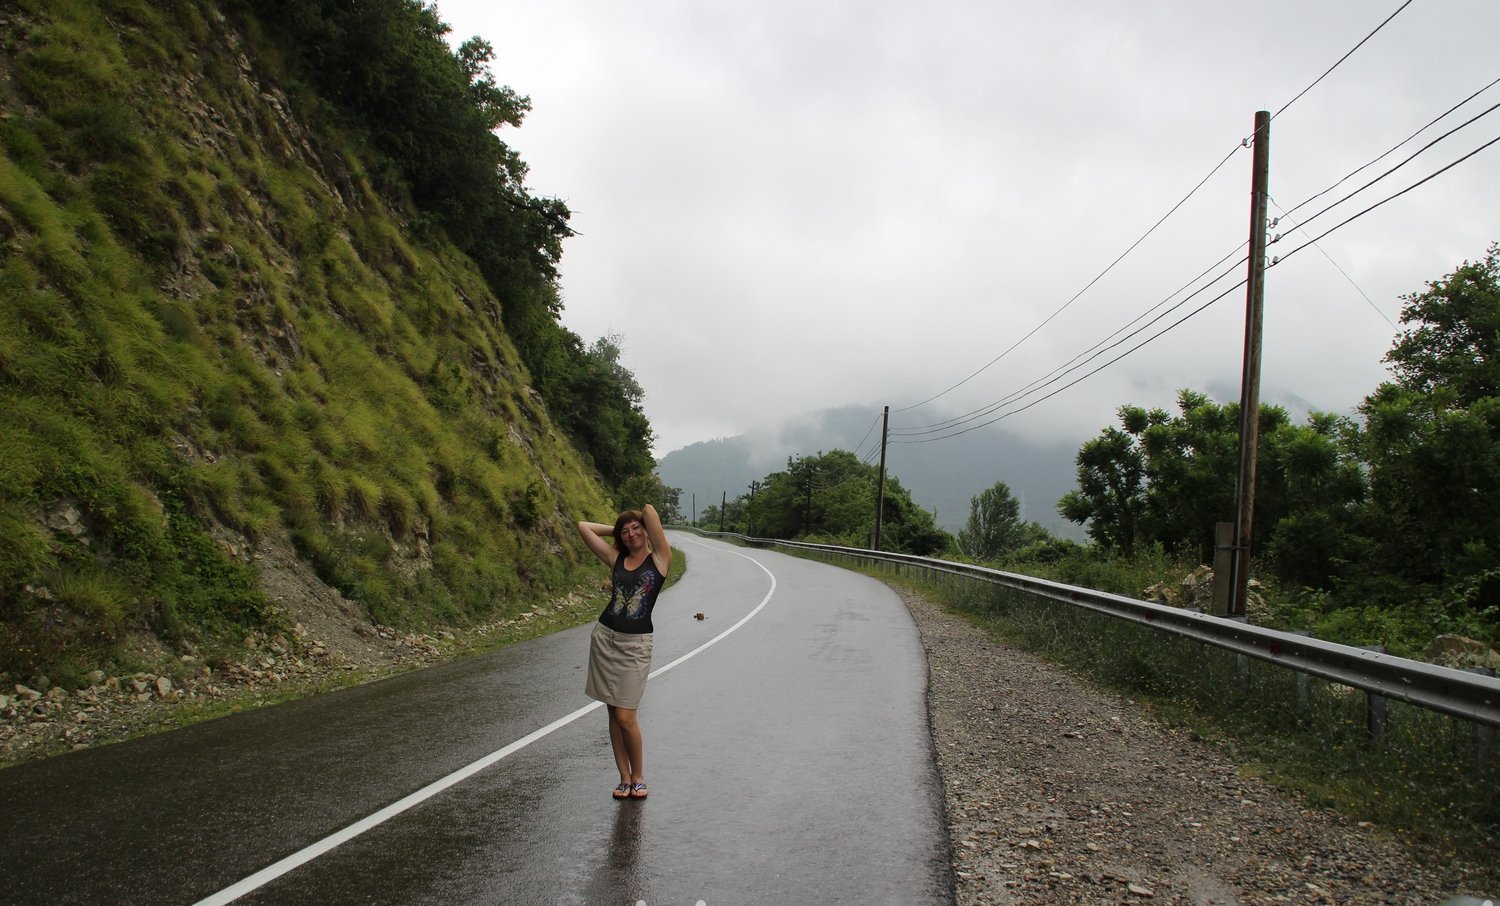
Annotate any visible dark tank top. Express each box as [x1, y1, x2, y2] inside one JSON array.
[[597, 550, 667, 634]]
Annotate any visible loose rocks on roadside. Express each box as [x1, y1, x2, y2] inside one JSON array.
[[0, 623, 437, 767], [898, 587, 1489, 906], [0, 593, 593, 769]]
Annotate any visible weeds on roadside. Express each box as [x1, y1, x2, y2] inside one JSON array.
[[948, 574, 1498, 880]]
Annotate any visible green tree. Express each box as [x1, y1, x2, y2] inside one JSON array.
[[1260, 413, 1367, 587], [1356, 244, 1500, 591], [1384, 245, 1500, 404], [697, 498, 747, 533], [1061, 392, 1362, 573], [615, 473, 682, 523], [753, 451, 874, 542], [722, 450, 954, 555], [958, 480, 1042, 561], [562, 334, 653, 487], [1136, 393, 1253, 561], [879, 477, 955, 557], [1059, 422, 1146, 555]]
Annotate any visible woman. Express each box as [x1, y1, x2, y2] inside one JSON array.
[[577, 503, 672, 800]]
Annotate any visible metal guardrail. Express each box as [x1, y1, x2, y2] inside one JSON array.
[[674, 527, 1500, 730]]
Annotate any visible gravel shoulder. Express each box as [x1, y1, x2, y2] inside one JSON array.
[[899, 585, 1492, 906]]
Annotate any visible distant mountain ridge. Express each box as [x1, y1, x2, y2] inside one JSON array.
[[657, 405, 1085, 538]]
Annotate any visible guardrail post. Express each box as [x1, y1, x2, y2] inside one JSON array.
[[1468, 666, 1497, 762], [1290, 631, 1311, 715], [1222, 614, 1250, 696], [1210, 522, 1235, 616], [1363, 645, 1389, 743]]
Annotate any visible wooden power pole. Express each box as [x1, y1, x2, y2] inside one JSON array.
[[874, 405, 889, 550], [747, 480, 760, 536], [1229, 110, 1271, 619]]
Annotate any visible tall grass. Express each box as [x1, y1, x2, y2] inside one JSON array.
[[0, 0, 616, 684]]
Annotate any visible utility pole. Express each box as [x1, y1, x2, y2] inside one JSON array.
[[747, 480, 760, 536], [719, 491, 726, 533], [1229, 109, 1271, 619], [803, 464, 814, 536], [874, 405, 889, 550]]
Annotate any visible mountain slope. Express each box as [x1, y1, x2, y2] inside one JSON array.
[[0, 0, 615, 684]]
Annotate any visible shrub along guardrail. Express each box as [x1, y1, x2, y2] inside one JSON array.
[[676, 528, 1500, 733]]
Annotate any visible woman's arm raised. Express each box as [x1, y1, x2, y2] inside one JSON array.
[[642, 504, 672, 575], [577, 519, 616, 567]]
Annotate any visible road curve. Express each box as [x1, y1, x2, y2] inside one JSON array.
[[0, 533, 952, 905]]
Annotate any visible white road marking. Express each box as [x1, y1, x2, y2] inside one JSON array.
[[193, 535, 774, 906], [650, 536, 775, 680]]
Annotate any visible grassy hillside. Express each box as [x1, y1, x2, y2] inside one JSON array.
[[0, 0, 617, 686]]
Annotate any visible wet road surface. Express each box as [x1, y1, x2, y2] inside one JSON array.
[[0, 533, 952, 905]]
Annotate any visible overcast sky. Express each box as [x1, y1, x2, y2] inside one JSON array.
[[435, 0, 1500, 459]]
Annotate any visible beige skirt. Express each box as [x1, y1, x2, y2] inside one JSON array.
[[585, 623, 653, 709]]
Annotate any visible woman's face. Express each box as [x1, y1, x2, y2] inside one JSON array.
[[619, 519, 647, 551]]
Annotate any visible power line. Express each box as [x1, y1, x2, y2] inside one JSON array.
[[1254, 78, 1500, 333], [850, 412, 884, 462], [891, 140, 1247, 416], [1275, 99, 1500, 237], [891, 0, 1420, 425], [912, 99, 1500, 440], [1280, 73, 1500, 223], [1258, 75, 1500, 332], [1270, 131, 1500, 270], [894, 242, 1250, 435], [1268, 196, 1396, 330], [1271, 0, 1414, 122], [894, 278, 1249, 445], [883, 0, 1476, 446], [896, 129, 1500, 446], [892, 260, 1249, 440]]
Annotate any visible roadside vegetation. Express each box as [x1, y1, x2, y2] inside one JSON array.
[[909, 571, 1499, 883], [0, 0, 666, 689]]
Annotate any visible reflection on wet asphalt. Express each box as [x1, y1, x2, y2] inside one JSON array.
[[586, 793, 646, 901], [0, 534, 953, 905]]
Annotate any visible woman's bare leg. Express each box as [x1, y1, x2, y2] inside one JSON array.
[[607, 704, 644, 782]]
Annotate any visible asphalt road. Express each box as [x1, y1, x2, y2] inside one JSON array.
[[0, 533, 952, 905]]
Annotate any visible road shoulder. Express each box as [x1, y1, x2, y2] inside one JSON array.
[[898, 585, 1484, 905]]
